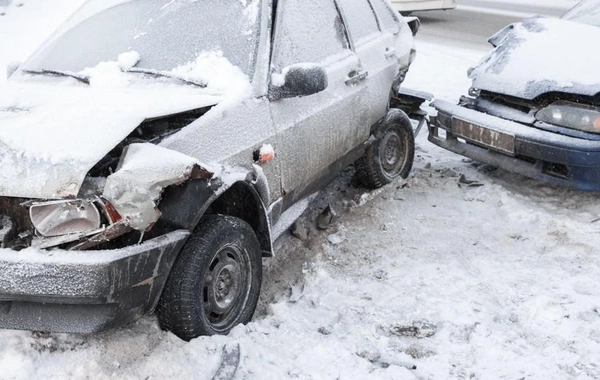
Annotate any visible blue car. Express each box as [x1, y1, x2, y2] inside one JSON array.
[[429, 0, 600, 191]]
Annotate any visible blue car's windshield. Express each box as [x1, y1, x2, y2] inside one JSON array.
[[21, 0, 262, 77]]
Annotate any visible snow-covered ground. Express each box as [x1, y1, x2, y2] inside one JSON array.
[[2, 1, 600, 379]]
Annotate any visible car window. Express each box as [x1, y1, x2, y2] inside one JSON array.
[[22, 0, 262, 76], [272, 0, 350, 71], [368, 0, 401, 33], [562, 0, 600, 27], [338, 0, 380, 44]]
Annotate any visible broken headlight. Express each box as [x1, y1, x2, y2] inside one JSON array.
[[29, 199, 102, 237], [536, 101, 600, 134]]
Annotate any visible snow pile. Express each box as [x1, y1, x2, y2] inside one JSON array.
[[171, 50, 252, 95], [78, 51, 142, 88], [78, 49, 251, 97], [116, 51, 141, 71], [79, 60, 131, 88]]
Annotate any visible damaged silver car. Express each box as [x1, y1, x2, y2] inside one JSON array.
[[430, 0, 600, 190], [0, 0, 418, 340]]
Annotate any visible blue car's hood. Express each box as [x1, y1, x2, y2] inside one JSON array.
[[469, 17, 600, 100]]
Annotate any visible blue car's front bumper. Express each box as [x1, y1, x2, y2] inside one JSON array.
[[430, 100, 600, 191]]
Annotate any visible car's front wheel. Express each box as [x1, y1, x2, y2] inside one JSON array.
[[157, 215, 262, 341], [355, 109, 415, 189]]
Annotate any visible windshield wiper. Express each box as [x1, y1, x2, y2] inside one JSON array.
[[22, 69, 90, 85], [125, 67, 207, 88], [22, 68, 207, 88]]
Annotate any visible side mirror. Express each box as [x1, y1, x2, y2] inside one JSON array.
[[269, 64, 328, 100], [6, 61, 21, 79]]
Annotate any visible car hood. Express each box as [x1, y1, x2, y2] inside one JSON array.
[[0, 81, 221, 199], [469, 17, 600, 100]]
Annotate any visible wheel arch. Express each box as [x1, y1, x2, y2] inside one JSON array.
[[371, 108, 413, 135], [205, 181, 273, 257], [154, 169, 274, 258]]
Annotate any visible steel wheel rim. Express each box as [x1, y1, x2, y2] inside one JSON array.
[[202, 244, 251, 332], [380, 130, 406, 175]]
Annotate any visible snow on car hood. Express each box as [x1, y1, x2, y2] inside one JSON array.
[[469, 17, 600, 100], [0, 81, 221, 199]]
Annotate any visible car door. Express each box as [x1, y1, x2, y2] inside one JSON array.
[[338, 0, 403, 125], [268, 0, 370, 201]]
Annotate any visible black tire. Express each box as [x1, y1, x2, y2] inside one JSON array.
[[355, 109, 415, 189], [157, 215, 262, 341]]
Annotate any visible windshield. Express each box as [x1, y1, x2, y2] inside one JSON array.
[[21, 0, 262, 77], [562, 0, 600, 27]]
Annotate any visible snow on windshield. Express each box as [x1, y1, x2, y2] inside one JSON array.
[[79, 50, 251, 95], [562, 0, 600, 27], [22, 0, 262, 76]]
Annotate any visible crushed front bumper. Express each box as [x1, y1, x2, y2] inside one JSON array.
[[430, 100, 600, 191], [0, 230, 189, 333]]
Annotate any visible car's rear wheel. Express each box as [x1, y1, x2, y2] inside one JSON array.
[[355, 109, 415, 189], [157, 215, 262, 341]]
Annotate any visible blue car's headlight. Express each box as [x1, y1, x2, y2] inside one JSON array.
[[536, 101, 600, 134]]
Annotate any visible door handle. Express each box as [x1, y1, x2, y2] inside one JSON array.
[[385, 48, 397, 59], [345, 70, 369, 86]]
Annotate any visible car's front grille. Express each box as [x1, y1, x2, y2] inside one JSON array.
[[474, 96, 536, 126]]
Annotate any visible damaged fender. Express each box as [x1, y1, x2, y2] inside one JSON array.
[[103, 143, 273, 256], [102, 143, 216, 232]]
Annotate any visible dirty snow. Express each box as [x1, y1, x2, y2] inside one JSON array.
[[1, 1, 600, 380]]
